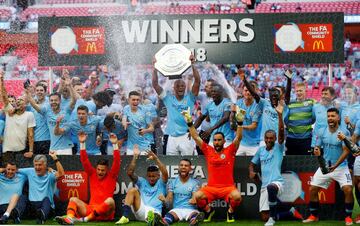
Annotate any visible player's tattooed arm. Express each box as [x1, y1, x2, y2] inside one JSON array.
[[147, 151, 168, 183], [233, 125, 243, 150], [127, 145, 139, 183], [238, 70, 260, 103], [190, 126, 203, 148]]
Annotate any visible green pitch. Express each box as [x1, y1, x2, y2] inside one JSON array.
[[16, 220, 353, 225], [14, 191, 360, 225]]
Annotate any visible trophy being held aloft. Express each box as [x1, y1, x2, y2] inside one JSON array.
[[154, 44, 192, 80]]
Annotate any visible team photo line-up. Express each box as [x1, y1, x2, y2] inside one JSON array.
[[0, 55, 360, 226]]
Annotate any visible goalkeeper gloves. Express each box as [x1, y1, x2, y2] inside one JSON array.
[[235, 106, 246, 126], [181, 107, 193, 127]]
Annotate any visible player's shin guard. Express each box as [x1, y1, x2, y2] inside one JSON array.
[[122, 205, 132, 218], [345, 202, 354, 218], [66, 201, 77, 218], [267, 185, 278, 219], [164, 213, 175, 225], [309, 201, 319, 217]]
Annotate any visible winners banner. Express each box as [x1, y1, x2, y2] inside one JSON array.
[[38, 13, 344, 66]]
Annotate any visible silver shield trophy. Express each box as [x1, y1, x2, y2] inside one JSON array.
[[154, 44, 192, 79]]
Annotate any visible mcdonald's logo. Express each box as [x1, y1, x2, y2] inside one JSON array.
[[318, 190, 326, 201], [86, 42, 97, 53], [312, 40, 324, 50], [68, 189, 79, 199]]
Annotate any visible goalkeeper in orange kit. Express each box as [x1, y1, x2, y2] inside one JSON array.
[[183, 107, 244, 223], [55, 131, 121, 225]]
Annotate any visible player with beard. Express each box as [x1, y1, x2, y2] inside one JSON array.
[[156, 159, 203, 226], [0, 71, 35, 163], [194, 84, 233, 147], [55, 132, 121, 225], [27, 77, 77, 155], [303, 108, 353, 225], [152, 55, 200, 155], [311, 87, 337, 148], [183, 106, 244, 223]]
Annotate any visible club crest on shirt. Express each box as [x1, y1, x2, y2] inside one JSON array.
[[187, 186, 193, 191], [220, 154, 226, 159]]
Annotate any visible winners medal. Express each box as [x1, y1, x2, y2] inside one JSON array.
[[155, 44, 192, 79]]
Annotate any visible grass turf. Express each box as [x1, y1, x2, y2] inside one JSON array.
[[15, 220, 353, 225], [12, 190, 360, 225]]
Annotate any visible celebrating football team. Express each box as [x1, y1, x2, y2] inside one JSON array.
[[1, 50, 360, 226]]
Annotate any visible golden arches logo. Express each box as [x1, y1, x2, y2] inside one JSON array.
[[312, 40, 324, 50], [68, 189, 79, 199], [318, 190, 326, 201], [86, 42, 97, 53]]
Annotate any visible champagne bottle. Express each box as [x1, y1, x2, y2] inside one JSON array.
[[343, 136, 360, 154], [317, 155, 330, 174]]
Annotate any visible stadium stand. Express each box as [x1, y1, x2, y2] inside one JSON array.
[[43, 0, 116, 4], [20, 4, 128, 20], [140, 4, 245, 15], [0, 8, 10, 18], [255, 1, 360, 14]]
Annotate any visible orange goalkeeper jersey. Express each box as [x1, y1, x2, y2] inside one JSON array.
[[80, 149, 121, 205], [201, 142, 236, 187]]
